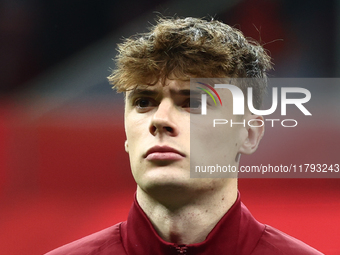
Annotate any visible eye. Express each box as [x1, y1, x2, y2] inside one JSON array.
[[182, 98, 201, 114], [133, 98, 157, 112], [189, 98, 201, 109], [135, 98, 151, 108]]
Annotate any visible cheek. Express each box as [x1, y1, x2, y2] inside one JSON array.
[[191, 123, 241, 166], [210, 127, 238, 152], [125, 127, 140, 153], [125, 116, 150, 152], [125, 113, 142, 136]]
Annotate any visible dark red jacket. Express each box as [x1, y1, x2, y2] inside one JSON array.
[[46, 194, 323, 254]]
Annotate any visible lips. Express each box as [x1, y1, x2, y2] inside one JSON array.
[[144, 145, 185, 161]]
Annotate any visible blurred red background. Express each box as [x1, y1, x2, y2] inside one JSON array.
[[1, 0, 339, 254]]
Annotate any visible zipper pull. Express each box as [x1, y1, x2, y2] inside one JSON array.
[[175, 245, 188, 254]]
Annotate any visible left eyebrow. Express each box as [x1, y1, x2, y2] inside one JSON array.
[[171, 89, 192, 96], [171, 89, 205, 98]]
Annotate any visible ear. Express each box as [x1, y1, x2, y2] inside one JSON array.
[[124, 140, 129, 153], [238, 114, 264, 155]]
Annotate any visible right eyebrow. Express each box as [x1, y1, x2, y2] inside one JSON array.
[[126, 88, 202, 100], [127, 89, 159, 100]]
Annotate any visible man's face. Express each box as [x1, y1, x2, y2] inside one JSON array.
[[124, 79, 256, 196]]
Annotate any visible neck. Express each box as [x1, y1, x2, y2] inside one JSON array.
[[136, 180, 238, 244]]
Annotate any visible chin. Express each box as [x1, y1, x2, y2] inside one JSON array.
[[138, 171, 191, 193], [140, 180, 193, 207]]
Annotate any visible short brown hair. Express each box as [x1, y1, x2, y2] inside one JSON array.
[[108, 17, 272, 107]]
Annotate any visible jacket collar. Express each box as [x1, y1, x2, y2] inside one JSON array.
[[121, 192, 264, 255]]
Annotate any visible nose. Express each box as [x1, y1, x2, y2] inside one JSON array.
[[149, 99, 179, 137]]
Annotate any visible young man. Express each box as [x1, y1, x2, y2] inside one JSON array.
[[46, 17, 323, 254]]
